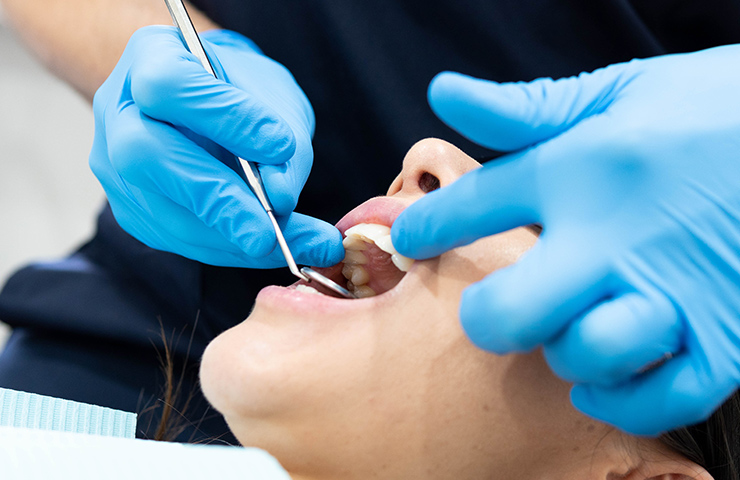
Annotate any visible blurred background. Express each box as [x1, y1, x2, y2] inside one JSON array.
[[0, 4, 104, 349]]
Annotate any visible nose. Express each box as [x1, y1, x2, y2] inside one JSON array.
[[387, 138, 481, 197]]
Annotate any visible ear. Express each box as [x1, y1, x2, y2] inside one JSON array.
[[622, 460, 713, 480], [644, 474, 712, 480]]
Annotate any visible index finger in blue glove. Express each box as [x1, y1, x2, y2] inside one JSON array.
[[97, 109, 342, 268], [91, 120, 266, 267], [428, 64, 629, 151], [391, 148, 539, 260], [570, 353, 737, 435], [399, 63, 637, 260], [111, 189, 342, 268], [108, 105, 341, 267], [257, 128, 314, 215], [125, 26, 297, 166], [543, 290, 683, 385], [276, 212, 345, 268], [104, 101, 284, 258]]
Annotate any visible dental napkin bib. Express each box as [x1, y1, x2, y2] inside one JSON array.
[[0, 387, 136, 437], [0, 388, 292, 479], [0, 427, 292, 479]]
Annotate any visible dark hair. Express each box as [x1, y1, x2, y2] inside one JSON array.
[[660, 390, 740, 480]]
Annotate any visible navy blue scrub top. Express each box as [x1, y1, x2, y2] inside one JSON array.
[[1, 0, 738, 443]]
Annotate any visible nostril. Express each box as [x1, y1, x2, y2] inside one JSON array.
[[418, 172, 441, 193]]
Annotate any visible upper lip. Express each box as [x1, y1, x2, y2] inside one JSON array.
[[301, 195, 413, 296], [335, 196, 411, 235], [258, 195, 421, 311]]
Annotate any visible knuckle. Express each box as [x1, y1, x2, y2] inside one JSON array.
[[126, 26, 177, 60], [669, 370, 722, 424], [598, 123, 654, 168], [91, 85, 109, 118], [585, 352, 626, 382], [485, 288, 543, 351], [88, 149, 106, 180], [542, 344, 578, 381], [128, 25, 162, 45], [195, 186, 234, 228], [576, 323, 631, 379], [106, 123, 159, 181], [129, 58, 178, 113], [618, 413, 650, 435], [670, 393, 712, 427]]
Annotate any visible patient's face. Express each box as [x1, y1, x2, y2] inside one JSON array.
[[201, 139, 670, 480]]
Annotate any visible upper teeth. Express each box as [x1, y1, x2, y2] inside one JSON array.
[[339, 223, 414, 299], [295, 223, 413, 299], [343, 224, 414, 272]]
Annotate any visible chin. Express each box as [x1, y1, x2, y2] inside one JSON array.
[[199, 324, 290, 424]]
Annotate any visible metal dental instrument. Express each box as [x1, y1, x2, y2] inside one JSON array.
[[300, 267, 355, 298], [164, 0, 356, 299]]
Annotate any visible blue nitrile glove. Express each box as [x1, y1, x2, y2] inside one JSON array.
[[89, 26, 343, 268], [392, 45, 740, 435]]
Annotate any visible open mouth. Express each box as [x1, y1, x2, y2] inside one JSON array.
[[295, 223, 414, 299]]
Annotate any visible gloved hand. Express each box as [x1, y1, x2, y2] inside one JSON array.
[[90, 26, 343, 268], [392, 45, 740, 435]]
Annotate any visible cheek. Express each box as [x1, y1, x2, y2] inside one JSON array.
[[438, 228, 538, 285]]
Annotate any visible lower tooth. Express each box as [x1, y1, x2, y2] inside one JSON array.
[[342, 264, 355, 281], [295, 284, 322, 295], [352, 285, 376, 298], [350, 266, 369, 285], [342, 263, 370, 286]]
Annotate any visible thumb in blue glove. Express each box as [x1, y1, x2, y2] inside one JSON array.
[[392, 44, 740, 434], [90, 25, 343, 268]]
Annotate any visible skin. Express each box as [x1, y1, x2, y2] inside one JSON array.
[[201, 139, 712, 480], [0, 0, 217, 100]]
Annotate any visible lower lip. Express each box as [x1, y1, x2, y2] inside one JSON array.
[[255, 264, 414, 317], [255, 196, 416, 316], [255, 285, 376, 316]]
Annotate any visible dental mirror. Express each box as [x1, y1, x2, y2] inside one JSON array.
[[301, 267, 357, 299]]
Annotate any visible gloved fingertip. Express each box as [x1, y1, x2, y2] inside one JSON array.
[[570, 386, 624, 429], [569, 384, 594, 413], [270, 191, 299, 216], [389, 213, 416, 257], [428, 71, 495, 121], [459, 282, 501, 352], [250, 124, 297, 165], [311, 239, 345, 267], [294, 228, 344, 267], [390, 207, 444, 260], [570, 384, 655, 436], [260, 173, 299, 215], [427, 71, 477, 107]]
